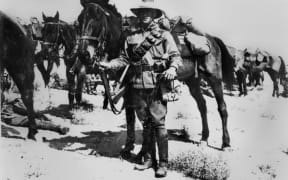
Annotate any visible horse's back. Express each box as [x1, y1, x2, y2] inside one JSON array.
[[268, 56, 283, 72]]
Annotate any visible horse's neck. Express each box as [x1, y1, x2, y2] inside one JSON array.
[[104, 14, 123, 59]]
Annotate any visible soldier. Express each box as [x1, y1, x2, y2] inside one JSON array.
[[99, 2, 182, 178]]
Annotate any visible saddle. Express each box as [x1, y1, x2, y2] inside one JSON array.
[[171, 16, 211, 57]]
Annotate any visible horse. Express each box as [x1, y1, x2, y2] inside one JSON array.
[[254, 49, 286, 97], [77, 2, 125, 109], [77, 2, 145, 155], [0, 10, 38, 139], [169, 16, 235, 149], [21, 17, 61, 86], [41, 12, 84, 108]]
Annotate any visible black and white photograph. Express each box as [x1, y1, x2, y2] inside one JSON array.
[[1, 0, 288, 179]]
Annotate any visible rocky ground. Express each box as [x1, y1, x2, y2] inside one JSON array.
[[1, 73, 288, 180]]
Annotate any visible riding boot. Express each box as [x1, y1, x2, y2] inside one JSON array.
[[120, 107, 136, 158], [135, 122, 156, 170], [155, 127, 168, 178], [134, 121, 151, 164], [75, 93, 82, 105]]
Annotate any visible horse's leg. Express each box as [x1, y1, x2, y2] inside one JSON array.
[[275, 76, 280, 98], [66, 67, 76, 109], [35, 56, 50, 86], [121, 105, 136, 157], [236, 71, 243, 96], [76, 65, 86, 106], [46, 59, 54, 84], [6, 62, 38, 140], [267, 70, 279, 97], [206, 76, 231, 149], [103, 94, 109, 109], [243, 72, 248, 96], [184, 78, 209, 143]]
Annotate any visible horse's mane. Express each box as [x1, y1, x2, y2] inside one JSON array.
[[85, 0, 122, 18], [102, 3, 122, 18]]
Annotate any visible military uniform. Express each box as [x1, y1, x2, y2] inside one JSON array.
[[105, 22, 182, 177]]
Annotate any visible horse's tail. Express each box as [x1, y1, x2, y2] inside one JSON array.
[[278, 56, 287, 84], [213, 36, 235, 89]]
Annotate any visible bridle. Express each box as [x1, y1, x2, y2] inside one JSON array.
[[42, 21, 62, 47], [42, 21, 69, 59], [79, 17, 108, 63]]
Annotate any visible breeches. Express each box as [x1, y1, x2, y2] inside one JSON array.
[[128, 88, 167, 127]]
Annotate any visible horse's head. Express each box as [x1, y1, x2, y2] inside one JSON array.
[[78, 3, 110, 63], [243, 48, 258, 62], [255, 49, 270, 63], [42, 11, 64, 52]]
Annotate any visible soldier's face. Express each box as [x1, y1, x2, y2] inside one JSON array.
[[139, 11, 155, 24]]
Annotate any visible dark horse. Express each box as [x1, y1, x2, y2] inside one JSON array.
[[170, 17, 234, 149], [23, 17, 61, 86], [77, 3, 141, 152], [41, 12, 84, 108], [77, 2, 124, 110], [0, 11, 38, 139], [254, 49, 286, 97]]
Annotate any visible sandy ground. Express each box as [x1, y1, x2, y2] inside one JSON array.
[[1, 73, 288, 180]]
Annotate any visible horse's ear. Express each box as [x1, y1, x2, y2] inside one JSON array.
[[55, 11, 59, 21], [42, 12, 47, 22]]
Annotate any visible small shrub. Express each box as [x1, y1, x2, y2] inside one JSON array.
[[169, 150, 230, 180], [258, 164, 277, 179]]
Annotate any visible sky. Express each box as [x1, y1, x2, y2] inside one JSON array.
[[1, 0, 288, 60]]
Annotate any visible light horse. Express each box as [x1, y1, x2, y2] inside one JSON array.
[[170, 17, 235, 149], [0, 11, 38, 139], [254, 49, 286, 97], [41, 12, 83, 108]]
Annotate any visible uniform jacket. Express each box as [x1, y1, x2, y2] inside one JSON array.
[[109, 24, 182, 89]]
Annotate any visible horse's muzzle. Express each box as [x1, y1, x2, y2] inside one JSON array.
[[78, 50, 93, 65]]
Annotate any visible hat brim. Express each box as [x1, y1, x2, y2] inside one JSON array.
[[130, 7, 162, 19]]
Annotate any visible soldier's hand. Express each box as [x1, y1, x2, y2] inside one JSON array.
[[163, 67, 177, 80], [98, 61, 112, 70]]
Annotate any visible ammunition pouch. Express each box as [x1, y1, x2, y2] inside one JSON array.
[[128, 31, 163, 62], [153, 60, 167, 73], [129, 39, 154, 61], [133, 60, 167, 74]]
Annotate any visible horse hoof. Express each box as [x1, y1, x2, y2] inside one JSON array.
[[199, 140, 208, 148], [221, 144, 232, 152], [120, 150, 132, 160], [27, 129, 38, 141], [222, 146, 233, 152]]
